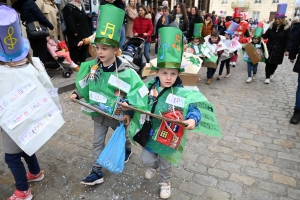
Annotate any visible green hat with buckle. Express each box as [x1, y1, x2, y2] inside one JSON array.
[[92, 4, 125, 47], [192, 23, 203, 38], [253, 27, 263, 39], [152, 27, 184, 72]]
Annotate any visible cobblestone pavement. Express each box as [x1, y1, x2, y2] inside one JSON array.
[[1, 47, 300, 200]]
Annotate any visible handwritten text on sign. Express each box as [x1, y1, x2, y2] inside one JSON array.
[[165, 94, 186, 108], [5, 95, 50, 130], [0, 80, 37, 117], [18, 109, 60, 145], [89, 91, 107, 103], [108, 74, 131, 93], [46, 88, 58, 97]]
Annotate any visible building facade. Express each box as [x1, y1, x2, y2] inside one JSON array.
[[210, 0, 296, 21]]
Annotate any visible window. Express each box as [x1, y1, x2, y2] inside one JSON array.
[[222, 0, 228, 4], [255, 0, 261, 3], [272, 0, 279, 3], [253, 11, 260, 20]]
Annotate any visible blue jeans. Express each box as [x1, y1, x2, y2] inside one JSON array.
[[207, 68, 216, 78], [119, 24, 126, 49], [247, 62, 258, 77], [295, 73, 300, 110], [144, 42, 151, 63], [5, 152, 40, 191]]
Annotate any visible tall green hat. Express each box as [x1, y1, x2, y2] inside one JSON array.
[[93, 4, 125, 47], [193, 23, 203, 38], [153, 27, 184, 72], [253, 27, 263, 39]]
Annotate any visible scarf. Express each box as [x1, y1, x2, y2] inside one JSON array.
[[175, 14, 183, 25], [70, 1, 82, 10], [205, 19, 210, 25]]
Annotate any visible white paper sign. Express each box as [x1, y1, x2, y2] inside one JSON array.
[[108, 74, 131, 93], [0, 80, 37, 116], [5, 95, 51, 130], [46, 88, 58, 97], [18, 108, 60, 145], [89, 91, 107, 103], [78, 79, 89, 89], [138, 85, 149, 98], [165, 94, 186, 108]]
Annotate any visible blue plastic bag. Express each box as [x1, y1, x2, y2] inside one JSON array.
[[97, 122, 126, 173]]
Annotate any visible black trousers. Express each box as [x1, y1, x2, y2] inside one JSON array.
[[265, 63, 278, 78], [69, 45, 88, 65], [219, 58, 230, 75], [29, 38, 48, 64]]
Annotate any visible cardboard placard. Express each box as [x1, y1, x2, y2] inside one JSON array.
[[244, 43, 261, 65], [202, 62, 217, 69]]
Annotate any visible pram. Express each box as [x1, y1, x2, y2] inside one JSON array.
[[45, 40, 73, 78], [121, 37, 146, 75]]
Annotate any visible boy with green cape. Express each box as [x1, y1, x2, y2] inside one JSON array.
[[128, 27, 222, 199], [70, 4, 148, 185]]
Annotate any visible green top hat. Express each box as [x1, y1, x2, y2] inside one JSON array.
[[152, 27, 184, 72], [253, 27, 263, 39], [193, 23, 203, 38], [92, 4, 125, 47]]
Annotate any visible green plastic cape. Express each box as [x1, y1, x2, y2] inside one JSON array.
[[75, 59, 149, 117], [129, 79, 222, 166]]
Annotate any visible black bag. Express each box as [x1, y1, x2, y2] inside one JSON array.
[[25, 21, 49, 39]]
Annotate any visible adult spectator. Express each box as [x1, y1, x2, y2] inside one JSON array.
[[211, 10, 216, 25], [12, 0, 54, 65], [262, 3, 291, 84], [218, 14, 226, 35], [154, 6, 163, 31], [187, 7, 191, 20], [202, 13, 213, 37], [289, 18, 300, 124], [171, 2, 189, 38], [133, 5, 153, 65], [101, 0, 126, 48], [36, 0, 62, 41], [154, 6, 171, 54], [147, 5, 155, 26], [63, 0, 89, 65], [188, 6, 203, 41], [125, 0, 138, 38], [162, 0, 168, 7]]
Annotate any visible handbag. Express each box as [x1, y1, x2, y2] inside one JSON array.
[[25, 21, 49, 39]]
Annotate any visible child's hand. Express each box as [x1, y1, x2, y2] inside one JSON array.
[[54, 56, 58, 60], [77, 41, 83, 46], [123, 115, 131, 125], [183, 119, 196, 130], [214, 52, 218, 55], [70, 93, 77, 99], [120, 102, 131, 111]]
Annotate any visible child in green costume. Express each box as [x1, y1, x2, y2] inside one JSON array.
[[128, 27, 222, 199], [70, 4, 149, 185]]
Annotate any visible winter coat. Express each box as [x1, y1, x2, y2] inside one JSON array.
[[125, 6, 138, 38], [171, 15, 189, 37], [289, 22, 300, 73], [202, 20, 213, 37], [133, 14, 153, 43], [188, 15, 203, 40], [36, 0, 61, 40], [47, 38, 60, 57], [262, 20, 291, 65], [19, 0, 54, 30], [154, 14, 172, 39], [63, 3, 90, 47]]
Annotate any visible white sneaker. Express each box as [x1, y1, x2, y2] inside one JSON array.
[[252, 75, 256, 80], [225, 73, 230, 78], [62, 59, 69, 64], [270, 75, 274, 80], [160, 182, 171, 199], [265, 79, 270, 84], [246, 77, 252, 83], [145, 167, 156, 179]]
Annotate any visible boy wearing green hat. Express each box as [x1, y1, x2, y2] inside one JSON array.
[[70, 4, 148, 185], [243, 27, 265, 83], [128, 27, 222, 199]]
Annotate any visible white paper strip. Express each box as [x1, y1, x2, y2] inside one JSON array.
[[108, 74, 131, 93]]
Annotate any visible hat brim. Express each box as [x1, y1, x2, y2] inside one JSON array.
[[0, 38, 30, 62], [150, 65, 185, 72], [275, 15, 286, 18]]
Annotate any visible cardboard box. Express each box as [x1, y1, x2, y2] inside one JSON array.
[[244, 43, 261, 65], [202, 62, 217, 68], [142, 63, 156, 77]]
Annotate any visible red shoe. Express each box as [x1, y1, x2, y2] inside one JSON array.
[[27, 171, 44, 183], [7, 189, 33, 200]]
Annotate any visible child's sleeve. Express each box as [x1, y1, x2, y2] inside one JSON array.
[[185, 103, 202, 126], [119, 99, 134, 117]]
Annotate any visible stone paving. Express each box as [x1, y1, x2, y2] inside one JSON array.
[[1, 46, 300, 200]]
